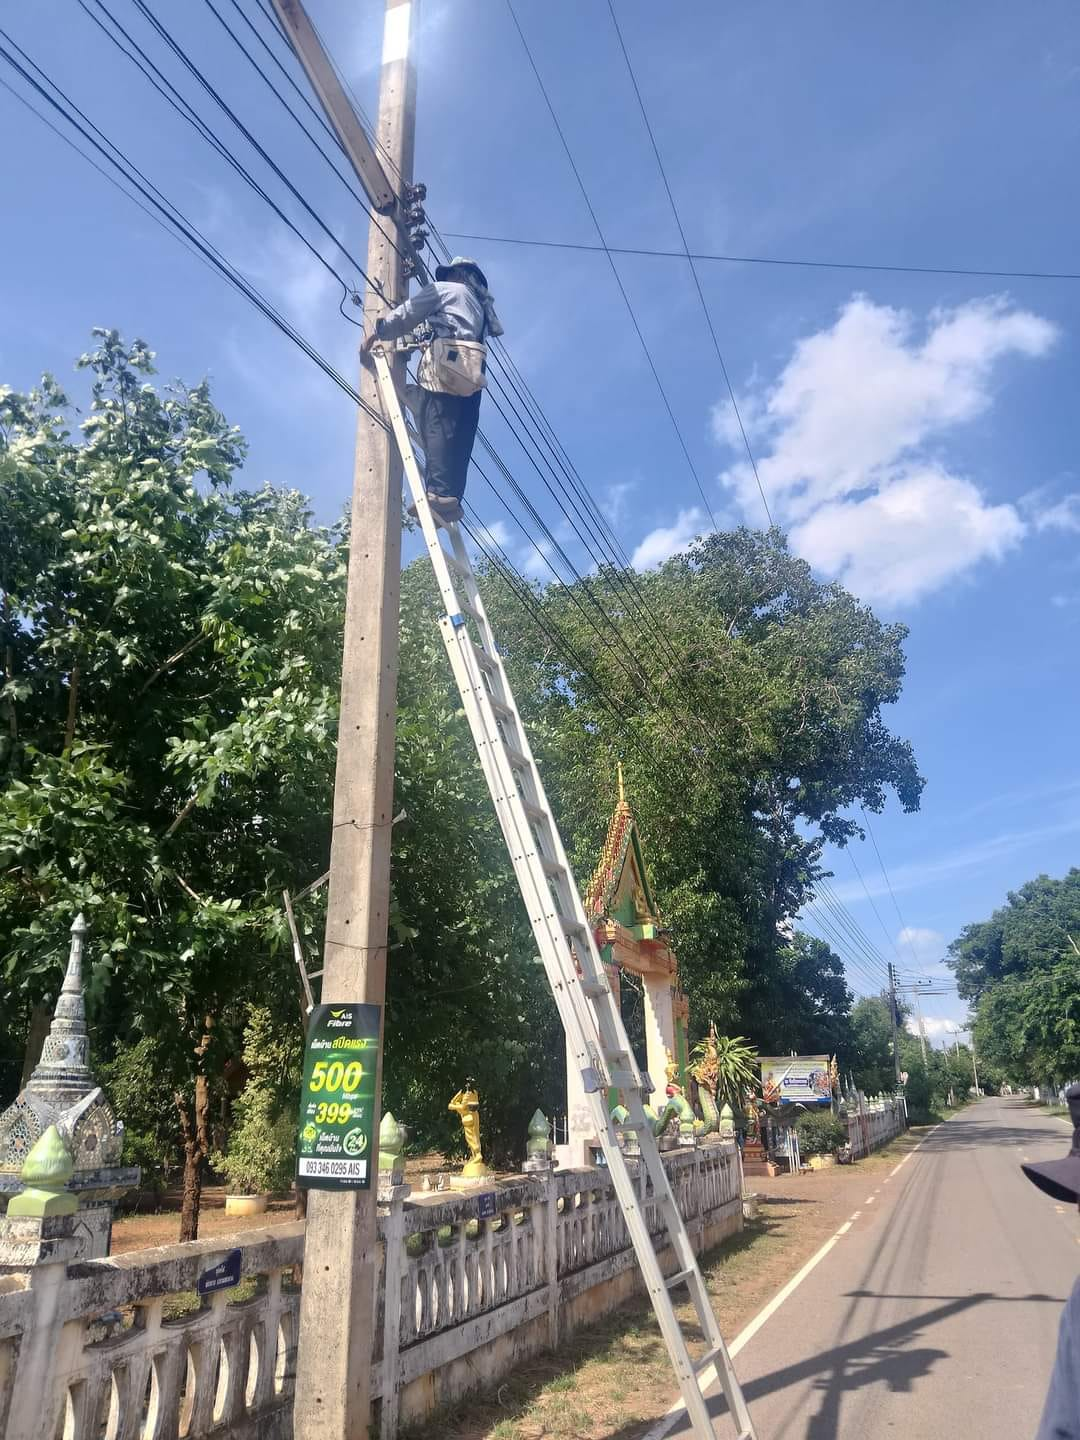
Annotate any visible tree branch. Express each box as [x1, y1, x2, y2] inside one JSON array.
[[166, 792, 200, 838], [137, 631, 211, 698], [63, 659, 80, 751]]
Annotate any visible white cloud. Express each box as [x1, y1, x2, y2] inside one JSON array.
[[906, 1015, 964, 1041], [1034, 494, 1080, 533], [631, 507, 707, 569], [716, 296, 1058, 604], [896, 926, 945, 967], [521, 538, 554, 580], [830, 813, 1080, 905], [468, 519, 511, 555], [602, 480, 636, 527]]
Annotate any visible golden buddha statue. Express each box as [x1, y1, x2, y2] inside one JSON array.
[[448, 1079, 491, 1179]]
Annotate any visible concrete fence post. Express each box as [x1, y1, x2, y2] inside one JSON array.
[[542, 1171, 559, 1351], [378, 1183, 410, 1439]]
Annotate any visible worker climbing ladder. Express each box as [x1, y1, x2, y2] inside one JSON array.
[[371, 350, 757, 1440]]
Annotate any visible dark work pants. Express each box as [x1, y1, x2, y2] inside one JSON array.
[[418, 388, 482, 502]]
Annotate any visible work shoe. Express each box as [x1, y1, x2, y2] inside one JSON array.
[[408, 492, 463, 527]]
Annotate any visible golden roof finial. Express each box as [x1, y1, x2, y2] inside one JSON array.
[[617, 761, 626, 808]]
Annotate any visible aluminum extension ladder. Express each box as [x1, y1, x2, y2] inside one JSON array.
[[372, 350, 757, 1440]]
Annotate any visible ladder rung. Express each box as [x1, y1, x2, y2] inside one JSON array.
[[665, 1267, 694, 1291], [578, 974, 608, 998], [609, 1069, 642, 1090], [459, 597, 483, 623], [505, 744, 530, 772], [694, 1345, 722, 1377], [471, 644, 497, 673], [520, 799, 548, 826], [306, 969, 323, 980], [441, 547, 472, 580], [540, 856, 565, 880], [490, 699, 514, 722], [558, 913, 587, 937]]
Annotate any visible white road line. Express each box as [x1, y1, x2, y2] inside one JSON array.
[[865, 1195, 876, 1204], [641, 1121, 944, 1440], [889, 1161, 904, 1177]]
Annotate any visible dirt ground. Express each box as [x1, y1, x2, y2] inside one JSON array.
[[109, 1152, 456, 1253], [402, 1129, 926, 1440]]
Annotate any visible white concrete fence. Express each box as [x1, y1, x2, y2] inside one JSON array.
[[0, 1142, 742, 1440], [846, 1096, 907, 1159]]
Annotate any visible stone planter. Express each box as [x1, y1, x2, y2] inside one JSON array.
[[742, 1193, 760, 1221], [807, 1153, 836, 1172], [225, 1192, 269, 1217]]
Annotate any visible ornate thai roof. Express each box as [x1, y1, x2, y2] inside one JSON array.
[[584, 766, 662, 926]]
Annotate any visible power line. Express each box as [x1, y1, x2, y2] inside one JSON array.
[[844, 846, 904, 966], [79, 0, 370, 315], [0, 29, 386, 433], [859, 806, 927, 979], [443, 229, 1080, 286], [816, 877, 892, 980], [602, 1, 772, 529], [504, 0, 720, 530]]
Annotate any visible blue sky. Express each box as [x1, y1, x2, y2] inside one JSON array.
[[3, 0, 1079, 1044]]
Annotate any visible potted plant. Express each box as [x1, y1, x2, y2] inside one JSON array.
[[214, 1078, 296, 1215], [794, 1111, 847, 1170]]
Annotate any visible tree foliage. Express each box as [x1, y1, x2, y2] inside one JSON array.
[[0, 333, 927, 1207], [948, 870, 1080, 1084]]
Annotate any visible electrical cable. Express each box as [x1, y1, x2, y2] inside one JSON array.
[[0, 29, 386, 434], [844, 846, 905, 966], [504, 0, 720, 530], [79, 0, 367, 318], [124, 0, 388, 300], [817, 876, 892, 981], [859, 806, 929, 979], [603, 1, 772, 528], [443, 229, 1080, 286], [805, 900, 889, 992]]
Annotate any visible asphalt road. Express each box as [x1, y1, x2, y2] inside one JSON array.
[[668, 1098, 1079, 1440]]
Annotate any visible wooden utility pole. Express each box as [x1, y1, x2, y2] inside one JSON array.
[[887, 962, 902, 1089], [270, 2, 418, 1436]]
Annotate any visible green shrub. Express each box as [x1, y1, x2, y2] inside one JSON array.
[[212, 1080, 296, 1194], [794, 1110, 847, 1157]]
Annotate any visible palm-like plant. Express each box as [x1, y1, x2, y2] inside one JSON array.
[[690, 1027, 760, 1111]]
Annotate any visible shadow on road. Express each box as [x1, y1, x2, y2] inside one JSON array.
[[692, 1289, 1065, 1440]]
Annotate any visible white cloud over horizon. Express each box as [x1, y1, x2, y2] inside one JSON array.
[[714, 295, 1058, 605], [631, 507, 707, 569]]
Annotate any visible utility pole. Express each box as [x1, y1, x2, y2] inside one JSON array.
[[269, 2, 419, 1436], [913, 986, 928, 1067], [886, 962, 902, 1090], [970, 1034, 981, 1095]]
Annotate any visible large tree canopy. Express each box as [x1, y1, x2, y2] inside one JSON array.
[[480, 528, 922, 1048], [1, 333, 925, 1220], [948, 869, 1080, 1084]]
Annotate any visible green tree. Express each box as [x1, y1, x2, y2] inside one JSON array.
[[847, 996, 897, 1094], [1, 332, 345, 1237], [479, 529, 922, 1056], [948, 870, 1080, 1084]]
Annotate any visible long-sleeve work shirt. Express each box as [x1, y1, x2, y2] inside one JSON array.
[[374, 280, 486, 344]]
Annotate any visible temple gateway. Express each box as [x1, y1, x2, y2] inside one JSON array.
[[558, 769, 691, 1167]]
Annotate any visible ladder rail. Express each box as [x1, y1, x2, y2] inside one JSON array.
[[371, 350, 756, 1440]]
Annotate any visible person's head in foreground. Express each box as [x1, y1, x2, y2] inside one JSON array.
[[1026, 1082, 1080, 1440]]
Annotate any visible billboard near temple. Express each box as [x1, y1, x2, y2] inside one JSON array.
[[760, 1055, 832, 1107]]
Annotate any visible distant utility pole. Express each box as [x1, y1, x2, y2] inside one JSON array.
[[887, 963, 902, 1090], [970, 1035, 981, 1095], [913, 987, 929, 1067], [269, 2, 420, 1437]]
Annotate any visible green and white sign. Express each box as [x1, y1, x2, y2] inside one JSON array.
[[297, 1003, 381, 1190]]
